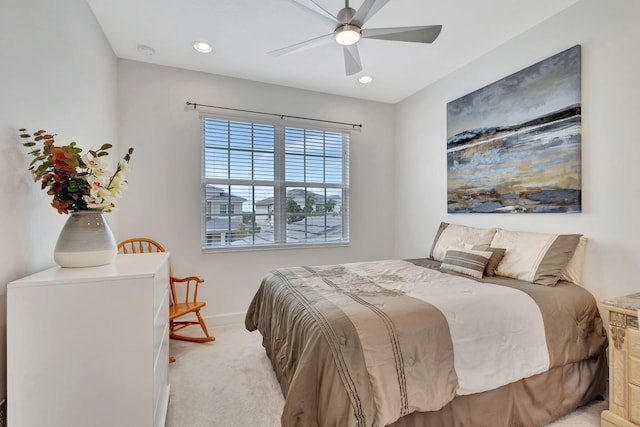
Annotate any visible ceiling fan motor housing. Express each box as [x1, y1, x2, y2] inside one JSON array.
[[337, 7, 357, 25]]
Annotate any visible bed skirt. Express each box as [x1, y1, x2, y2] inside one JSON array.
[[388, 351, 607, 427]]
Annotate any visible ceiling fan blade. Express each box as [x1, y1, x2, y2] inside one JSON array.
[[288, 0, 339, 28], [343, 45, 362, 76], [351, 0, 390, 27], [268, 33, 334, 57], [361, 25, 442, 43]]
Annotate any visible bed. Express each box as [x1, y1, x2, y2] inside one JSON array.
[[245, 224, 608, 427]]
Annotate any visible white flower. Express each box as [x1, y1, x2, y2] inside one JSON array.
[[82, 154, 108, 177], [118, 159, 130, 172], [82, 166, 127, 212]]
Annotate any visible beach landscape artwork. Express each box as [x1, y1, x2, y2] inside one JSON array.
[[447, 45, 582, 213]]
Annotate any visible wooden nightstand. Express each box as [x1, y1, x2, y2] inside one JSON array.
[[601, 293, 640, 427]]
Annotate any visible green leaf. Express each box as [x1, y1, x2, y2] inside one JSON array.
[[23, 142, 36, 147], [100, 143, 113, 150], [18, 128, 26, 132], [97, 152, 108, 157]]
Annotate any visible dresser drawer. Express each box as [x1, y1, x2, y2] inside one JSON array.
[[154, 289, 169, 363], [629, 322, 640, 425], [630, 327, 640, 392], [629, 326, 640, 358], [602, 409, 640, 427], [153, 259, 170, 311], [630, 360, 640, 390], [154, 323, 169, 407], [630, 383, 640, 425]]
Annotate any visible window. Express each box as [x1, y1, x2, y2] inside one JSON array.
[[201, 116, 350, 250]]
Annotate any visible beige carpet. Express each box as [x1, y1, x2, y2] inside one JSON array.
[[166, 322, 607, 427]]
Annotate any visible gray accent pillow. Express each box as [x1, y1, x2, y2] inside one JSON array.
[[440, 247, 493, 279], [472, 245, 506, 277]]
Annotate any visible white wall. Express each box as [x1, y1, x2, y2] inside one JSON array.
[[394, 0, 640, 304], [116, 60, 396, 317], [0, 0, 118, 404]]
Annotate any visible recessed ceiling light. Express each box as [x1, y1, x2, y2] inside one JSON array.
[[193, 41, 212, 53], [358, 75, 373, 84], [136, 44, 155, 56]]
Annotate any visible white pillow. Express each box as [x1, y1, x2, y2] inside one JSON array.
[[430, 223, 497, 262], [491, 229, 582, 286], [560, 236, 587, 285]]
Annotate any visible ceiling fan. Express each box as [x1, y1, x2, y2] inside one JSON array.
[[268, 0, 442, 76]]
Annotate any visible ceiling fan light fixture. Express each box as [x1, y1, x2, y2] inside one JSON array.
[[334, 25, 361, 46]]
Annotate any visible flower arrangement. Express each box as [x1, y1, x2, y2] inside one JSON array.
[[19, 128, 134, 214]]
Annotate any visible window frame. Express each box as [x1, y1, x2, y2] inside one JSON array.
[[201, 113, 350, 252]]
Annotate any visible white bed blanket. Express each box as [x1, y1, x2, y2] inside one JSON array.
[[347, 259, 550, 395]]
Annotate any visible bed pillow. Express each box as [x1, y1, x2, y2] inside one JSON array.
[[491, 229, 582, 286], [560, 236, 588, 285], [430, 222, 497, 262], [440, 247, 494, 279], [472, 245, 507, 277]]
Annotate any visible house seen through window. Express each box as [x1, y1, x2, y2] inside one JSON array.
[[201, 116, 350, 249]]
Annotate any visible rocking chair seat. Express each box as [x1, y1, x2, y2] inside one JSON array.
[[170, 301, 206, 318]]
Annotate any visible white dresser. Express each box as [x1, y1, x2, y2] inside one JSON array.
[[7, 253, 171, 427]]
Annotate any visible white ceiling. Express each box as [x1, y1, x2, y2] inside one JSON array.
[[87, 0, 579, 104]]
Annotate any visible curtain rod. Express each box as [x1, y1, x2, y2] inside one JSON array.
[[185, 101, 363, 129]]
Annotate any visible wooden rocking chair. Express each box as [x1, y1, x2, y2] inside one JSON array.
[[117, 238, 216, 345]]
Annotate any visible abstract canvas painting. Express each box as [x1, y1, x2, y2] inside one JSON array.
[[447, 45, 581, 213]]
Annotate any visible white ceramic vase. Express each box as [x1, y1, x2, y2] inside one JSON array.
[[54, 211, 117, 268]]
